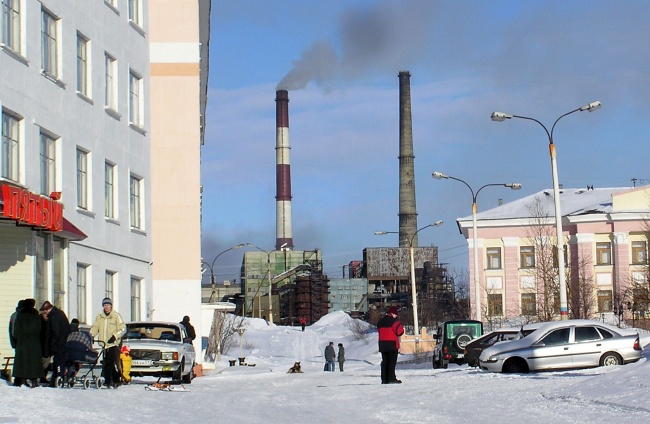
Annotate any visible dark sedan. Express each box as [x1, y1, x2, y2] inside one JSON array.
[[464, 329, 519, 367]]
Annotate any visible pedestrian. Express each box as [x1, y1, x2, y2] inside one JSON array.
[[90, 297, 126, 388], [8, 299, 24, 386], [300, 316, 306, 332], [180, 316, 196, 341], [324, 341, 336, 372], [12, 299, 44, 388], [338, 343, 345, 372], [39, 307, 51, 385], [40, 301, 71, 387], [377, 306, 404, 384]]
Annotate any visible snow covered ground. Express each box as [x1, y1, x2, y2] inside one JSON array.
[[2, 311, 649, 424]]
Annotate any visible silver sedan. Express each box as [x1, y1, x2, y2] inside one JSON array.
[[479, 319, 642, 373]]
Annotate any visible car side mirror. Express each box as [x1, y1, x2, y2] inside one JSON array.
[[183, 337, 193, 344]]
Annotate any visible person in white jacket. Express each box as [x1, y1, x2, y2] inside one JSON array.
[[90, 298, 126, 388]]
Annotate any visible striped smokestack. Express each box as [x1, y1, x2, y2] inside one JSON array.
[[398, 71, 418, 248], [275, 90, 294, 250]]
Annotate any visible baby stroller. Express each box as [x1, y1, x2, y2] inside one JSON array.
[[54, 331, 104, 389]]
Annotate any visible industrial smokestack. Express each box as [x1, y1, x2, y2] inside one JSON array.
[[398, 71, 418, 248], [275, 90, 294, 250]]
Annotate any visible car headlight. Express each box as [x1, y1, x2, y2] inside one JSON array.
[[485, 354, 500, 363], [161, 352, 178, 361]]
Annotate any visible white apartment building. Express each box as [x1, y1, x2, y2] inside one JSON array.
[[0, 0, 152, 356]]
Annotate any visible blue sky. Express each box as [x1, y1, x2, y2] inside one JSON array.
[[201, 0, 650, 284]]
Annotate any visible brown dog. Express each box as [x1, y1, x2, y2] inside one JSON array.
[[287, 362, 303, 373]]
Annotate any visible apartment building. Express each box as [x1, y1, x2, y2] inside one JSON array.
[[458, 186, 650, 320], [0, 0, 152, 355]]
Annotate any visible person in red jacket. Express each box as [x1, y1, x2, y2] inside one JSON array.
[[377, 306, 404, 384]]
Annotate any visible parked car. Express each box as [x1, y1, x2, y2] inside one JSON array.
[[464, 328, 520, 367], [513, 322, 545, 339], [478, 320, 643, 373], [432, 320, 483, 368], [123, 322, 196, 383]]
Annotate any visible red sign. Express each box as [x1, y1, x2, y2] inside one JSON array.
[[1, 184, 63, 231]]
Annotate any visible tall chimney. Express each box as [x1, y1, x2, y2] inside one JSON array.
[[275, 90, 294, 250], [398, 71, 418, 248]]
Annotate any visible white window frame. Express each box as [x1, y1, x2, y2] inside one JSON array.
[[105, 270, 115, 299], [130, 174, 142, 229], [105, 161, 116, 218], [104, 53, 117, 110], [128, 0, 142, 27], [40, 131, 56, 195], [131, 276, 141, 321], [1, 0, 22, 53], [77, 263, 88, 323], [76, 32, 90, 96], [129, 70, 143, 127], [41, 8, 59, 78], [76, 148, 89, 210], [1, 109, 20, 182]]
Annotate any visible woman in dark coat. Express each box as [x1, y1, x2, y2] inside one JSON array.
[[12, 299, 44, 387]]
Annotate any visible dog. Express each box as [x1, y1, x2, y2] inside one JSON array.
[[287, 362, 303, 373]]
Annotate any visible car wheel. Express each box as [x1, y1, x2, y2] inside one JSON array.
[[432, 354, 439, 369], [182, 364, 194, 384], [600, 352, 622, 367], [173, 359, 184, 381], [503, 358, 528, 373], [455, 334, 472, 350]]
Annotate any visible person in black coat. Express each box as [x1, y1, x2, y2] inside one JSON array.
[[40, 301, 71, 386], [180, 316, 196, 341], [12, 299, 44, 387]]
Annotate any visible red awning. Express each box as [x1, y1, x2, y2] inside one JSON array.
[[59, 218, 87, 241]]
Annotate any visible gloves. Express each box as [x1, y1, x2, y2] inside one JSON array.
[[107, 335, 116, 344]]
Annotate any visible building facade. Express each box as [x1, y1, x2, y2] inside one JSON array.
[[459, 186, 650, 321], [0, 0, 152, 358]]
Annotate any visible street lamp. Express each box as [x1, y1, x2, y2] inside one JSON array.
[[375, 220, 443, 340], [491, 100, 601, 320], [204, 243, 246, 302], [247, 242, 287, 324], [432, 171, 521, 322]]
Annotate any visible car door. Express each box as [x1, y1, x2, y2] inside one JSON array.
[[571, 326, 605, 367], [528, 327, 573, 370]]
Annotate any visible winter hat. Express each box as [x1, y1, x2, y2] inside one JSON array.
[[102, 297, 113, 306], [387, 306, 399, 315], [40, 300, 53, 311]]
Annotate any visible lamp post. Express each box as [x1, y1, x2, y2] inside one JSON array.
[[491, 100, 601, 320], [375, 220, 443, 340], [432, 171, 521, 322], [247, 242, 287, 324], [203, 243, 246, 361]]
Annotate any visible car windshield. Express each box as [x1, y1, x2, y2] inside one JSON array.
[[446, 323, 481, 338], [125, 324, 181, 341]]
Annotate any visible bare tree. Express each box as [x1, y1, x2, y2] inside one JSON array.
[[205, 312, 245, 361], [567, 245, 595, 319]]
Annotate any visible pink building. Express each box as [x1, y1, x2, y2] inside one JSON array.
[[458, 186, 650, 321]]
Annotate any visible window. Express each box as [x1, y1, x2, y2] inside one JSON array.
[[596, 242, 612, 265], [521, 293, 537, 316], [105, 162, 116, 218], [631, 241, 647, 265], [105, 270, 115, 299], [597, 290, 612, 312], [76, 33, 90, 96], [128, 0, 142, 27], [486, 247, 502, 269], [520, 246, 535, 268], [1, 0, 21, 52], [77, 264, 88, 323], [41, 9, 59, 77], [540, 328, 570, 346], [130, 175, 142, 229], [131, 277, 141, 320], [40, 132, 56, 195], [1, 110, 20, 182], [105, 54, 117, 110], [129, 71, 143, 127], [76, 148, 88, 209], [52, 237, 64, 309], [575, 327, 601, 343], [487, 293, 502, 316]]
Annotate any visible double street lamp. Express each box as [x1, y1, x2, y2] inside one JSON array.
[[375, 220, 443, 340], [204, 243, 246, 302], [491, 100, 601, 320], [432, 171, 521, 322]]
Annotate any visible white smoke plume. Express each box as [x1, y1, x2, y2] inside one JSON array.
[[276, 1, 436, 91]]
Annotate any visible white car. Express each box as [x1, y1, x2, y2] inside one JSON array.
[[123, 322, 196, 383], [478, 319, 642, 373]]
